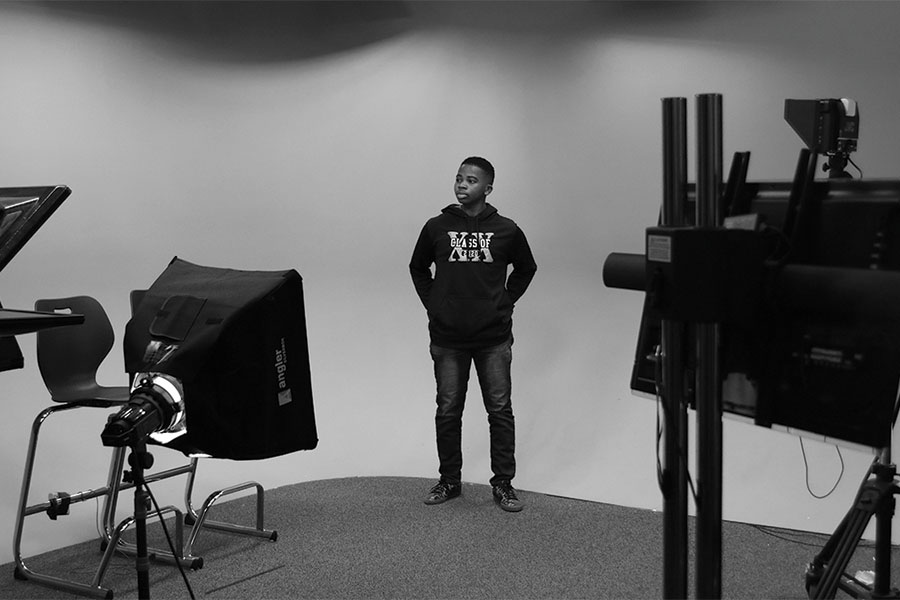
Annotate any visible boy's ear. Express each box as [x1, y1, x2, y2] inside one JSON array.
[[485, 184, 493, 196]]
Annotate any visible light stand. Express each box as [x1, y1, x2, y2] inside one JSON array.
[[101, 376, 180, 600], [127, 441, 154, 600]]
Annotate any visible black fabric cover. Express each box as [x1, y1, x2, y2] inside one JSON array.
[[124, 257, 317, 459]]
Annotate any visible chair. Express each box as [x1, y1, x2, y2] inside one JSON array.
[[12, 296, 136, 598], [12, 295, 276, 599], [13, 297, 193, 598]]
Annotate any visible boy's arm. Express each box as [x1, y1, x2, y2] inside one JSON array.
[[409, 224, 435, 308], [506, 227, 537, 303]]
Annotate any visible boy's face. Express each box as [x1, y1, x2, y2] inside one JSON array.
[[454, 164, 493, 207]]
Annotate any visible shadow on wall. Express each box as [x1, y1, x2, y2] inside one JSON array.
[[407, 0, 712, 33], [26, 0, 413, 63], [20, 0, 728, 60]]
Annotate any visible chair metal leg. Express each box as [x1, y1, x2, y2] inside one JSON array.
[[13, 406, 278, 598], [103, 504, 202, 571], [97, 451, 195, 549], [13, 403, 117, 599], [13, 405, 203, 598], [99, 446, 127, 542], [182, 457, 277, 553]]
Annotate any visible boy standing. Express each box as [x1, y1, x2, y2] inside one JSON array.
[[409, 156, 537, 512]]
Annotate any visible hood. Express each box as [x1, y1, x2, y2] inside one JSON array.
[[440, 202, 499, 220]]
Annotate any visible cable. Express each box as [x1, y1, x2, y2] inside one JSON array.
[[749, 523, 834, 549], [799, 437, 845, 499], [654, 346, 665, 490], [653, 343, 698, 504], [847, 155, 864, 179], [684, 441, 698, 504]]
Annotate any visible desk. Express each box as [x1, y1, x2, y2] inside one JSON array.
[[0, 308, 84, 336], [0, 308, 84, 372]]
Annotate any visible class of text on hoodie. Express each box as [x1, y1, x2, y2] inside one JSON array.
[[410, 202, 537, 350]]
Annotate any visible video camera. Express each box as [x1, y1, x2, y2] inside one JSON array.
[[604, 98, 900, 450]]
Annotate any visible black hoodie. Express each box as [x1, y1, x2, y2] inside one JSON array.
[[410, 203, 537, 349]]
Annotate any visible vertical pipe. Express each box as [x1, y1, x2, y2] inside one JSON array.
[[695, 92, 723, 600], [873, 447, 894, 597], [696, 93, 723, 228], [660, 97, 688, 600], [662, 98, 687, 227]]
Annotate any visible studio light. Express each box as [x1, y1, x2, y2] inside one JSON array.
[[100, 257, 318, 459], [100, 373, 185, 448]]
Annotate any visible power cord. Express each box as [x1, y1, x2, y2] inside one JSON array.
[[654, 345, 698, 503], [799, 437, 844, 499]]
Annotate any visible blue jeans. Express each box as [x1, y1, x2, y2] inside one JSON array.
[[430, 337, 515, 486]]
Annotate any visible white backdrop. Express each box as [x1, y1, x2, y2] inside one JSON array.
[[1, 0, 900, 565]]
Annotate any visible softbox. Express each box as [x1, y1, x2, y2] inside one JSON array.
[[124, 257, 317, 459]]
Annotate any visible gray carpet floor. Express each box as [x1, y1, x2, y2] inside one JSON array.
[[1, 476, 895, 599]]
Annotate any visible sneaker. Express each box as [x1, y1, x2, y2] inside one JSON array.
[[492, 481, 523, 512], [424, 480, 461, 505]]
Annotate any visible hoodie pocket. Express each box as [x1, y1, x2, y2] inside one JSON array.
[[430, 295, 500, 339]]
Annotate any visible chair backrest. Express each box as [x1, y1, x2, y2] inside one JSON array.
[[34, 296, 121, 403]]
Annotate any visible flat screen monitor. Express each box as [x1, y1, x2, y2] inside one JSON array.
[[0, 186, 71, 272], [0, 186, 71, 371]]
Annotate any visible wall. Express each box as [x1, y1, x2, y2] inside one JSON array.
[[1, 0, 899, 566]]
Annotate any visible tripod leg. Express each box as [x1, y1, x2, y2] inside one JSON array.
[[816, 508, 872, 599], [872, 462, 898, 598], [808, 509, 852, 579], [874, 492, 894, 596], [808, 474, 896, 600]]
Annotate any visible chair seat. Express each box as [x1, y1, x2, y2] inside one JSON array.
[[49, 385, 131, 405]]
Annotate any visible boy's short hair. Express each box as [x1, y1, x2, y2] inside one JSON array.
[[461, 156, 495, 184]]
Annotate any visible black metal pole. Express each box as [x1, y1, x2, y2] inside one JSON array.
[[129, 443, 154, 600], [695, 92, 724, 600], [873, 448, 896, 597], [660, 96, 689, 600]]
